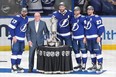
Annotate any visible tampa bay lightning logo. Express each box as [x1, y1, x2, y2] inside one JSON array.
[[31, 0, 38, 3], [72, 20, 79, 31], [85, 18, 92, 30], [41, 0, 54, 4], [1, 5, 10, 13], [20, 24, 27, 32], [59, 15, 70, 28]]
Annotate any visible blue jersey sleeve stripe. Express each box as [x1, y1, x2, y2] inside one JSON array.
[[8, 24, 16, 29], [97, 25, 104, 29]]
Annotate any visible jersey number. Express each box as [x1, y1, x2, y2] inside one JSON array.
[[12, 19, 17, 24], [96, 20, 101, 25]]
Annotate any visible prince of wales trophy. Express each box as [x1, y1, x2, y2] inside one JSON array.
[[47, 16, 61, 47]]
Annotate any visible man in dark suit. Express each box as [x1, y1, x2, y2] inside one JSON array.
[[26, 12, 49, 72]]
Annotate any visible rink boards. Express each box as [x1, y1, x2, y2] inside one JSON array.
[[0, 17, 116, 51]]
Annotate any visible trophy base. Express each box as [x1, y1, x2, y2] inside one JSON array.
[[47, 41, 60, 47]]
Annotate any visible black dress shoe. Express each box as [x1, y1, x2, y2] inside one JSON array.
[[28, 69, 33, 73]]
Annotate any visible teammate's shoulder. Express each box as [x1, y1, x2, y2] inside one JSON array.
[[94, 15, 101, 18], [81, 15, 85, 18], [52, 11, 58, 17], [66, 10, 72, 13], [13, 15, 21, 19], [53, 11, 58, 14], [14, 15, 21, 18], [68, 10, 72, 12], [11, 15, 20, 22], [94, 15, 102, 20], [85, 15, 89, 18], [16, 15, 20, 17]]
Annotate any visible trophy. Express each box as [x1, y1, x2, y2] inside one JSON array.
[[47, 16, 61, 47]]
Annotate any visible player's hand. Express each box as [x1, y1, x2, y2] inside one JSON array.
[[12, 36, 17, 43], [83, 37, 86, 44], [28, 41, 33, 47], [97, 37, 101, 43]]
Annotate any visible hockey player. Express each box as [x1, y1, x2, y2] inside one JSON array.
[[8, 8, 28, 73], [71, 6, 87, 71], [51, 2, 72, 46], [85, 6, 105, 73], [41, 0, 55, 15]]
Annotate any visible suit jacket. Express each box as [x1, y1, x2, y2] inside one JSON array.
[[26, 20, 49, 47]]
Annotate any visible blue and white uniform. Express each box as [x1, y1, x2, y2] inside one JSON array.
[[8, 15, 28, 66], [85, 15, 105, 64], [71, 15, 87, 65], [71, 15, 85, 40], [52, 10, 72, 46], [85, 15, 105, 39], [9, 15, 28, 41]]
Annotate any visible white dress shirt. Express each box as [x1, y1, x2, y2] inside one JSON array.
[[35, 21, 39, 32]]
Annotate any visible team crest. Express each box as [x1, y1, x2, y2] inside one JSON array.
[[59, 15, 70, 28], [1, 5, 10, 13], [72, 20, 79, 31], [20, 24, 27, 32], [85, 18, 92, 30]]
